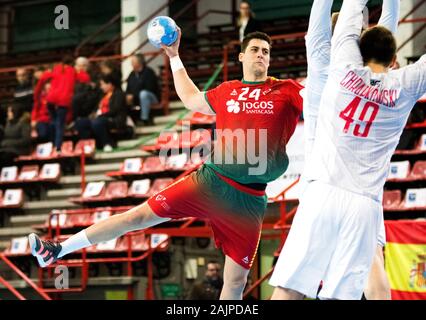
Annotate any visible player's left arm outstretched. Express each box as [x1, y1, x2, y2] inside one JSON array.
[[377, 0, 400, 34], [331, 0, 368, 67], [161, 27, 215, 115]]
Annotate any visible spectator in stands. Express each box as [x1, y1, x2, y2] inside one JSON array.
[[72, 83, 102, 136], [236, 1, 262, 42], [72, 57, 103, 135], [14, 68, 33, 113], [75, 73, 127, 152], [75, 56, 90, 73], [125, 53, 160, 126], [37, 55, 90, 153], [32, 66, 47, 86], [188, 261, 223, 300], [32, 81, 54, 143], [0, 103, 31, 167], [100, 59, 122, 85]]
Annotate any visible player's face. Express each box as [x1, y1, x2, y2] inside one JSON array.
[[239, 39, 270, 78]]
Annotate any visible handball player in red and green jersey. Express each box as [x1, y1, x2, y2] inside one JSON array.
[[29, 28, 303, 300]]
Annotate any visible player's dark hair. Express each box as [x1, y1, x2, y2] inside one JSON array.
[[359, 26, 396, 67], [241, 31, 271, 53]]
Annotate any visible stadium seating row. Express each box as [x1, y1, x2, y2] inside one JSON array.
[[16, 139, 96, 163], [69, 178, 173, 204], [0, 163, 61, 185]]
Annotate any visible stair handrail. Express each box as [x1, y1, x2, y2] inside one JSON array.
[[133, 9, 234, 64], [74, 12, 121, 57], [0, 253, 52, 300], [0, 275, 26, 300], [91, 0, 203, 58]]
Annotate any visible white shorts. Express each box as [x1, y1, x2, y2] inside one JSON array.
[[300, 180, 386, 248], [269, 181, 382, 300], [377, 210, 386, 248]]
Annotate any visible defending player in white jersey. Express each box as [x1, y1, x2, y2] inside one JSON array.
[[300, 0, 400, 300], [270, 0, 426, 300]]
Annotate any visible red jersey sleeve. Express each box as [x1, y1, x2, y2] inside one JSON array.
[[278, 79, 305, 143], [204, 82, 229, 114], [284, 79, 304, 115]]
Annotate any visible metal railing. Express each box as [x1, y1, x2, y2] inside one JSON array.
[[140, 9, 233, 67], [243, 178, 301, 299], [0, 276, 25, 300], [90, 0, 203, 58], [45, 163, 201, 299], [0, 253, 52, 300], [74, 13, 121, 57]]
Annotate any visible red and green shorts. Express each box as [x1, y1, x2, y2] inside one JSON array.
[[147, 164, 267, 269]]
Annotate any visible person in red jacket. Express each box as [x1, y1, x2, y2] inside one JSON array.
[[38, 55, 90, 152], [31, 81, 54, 143]]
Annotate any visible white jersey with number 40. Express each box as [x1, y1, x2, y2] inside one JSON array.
[[305, 0, 426, 201]]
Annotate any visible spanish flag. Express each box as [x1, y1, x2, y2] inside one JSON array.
[[385, 220, 426, 300]]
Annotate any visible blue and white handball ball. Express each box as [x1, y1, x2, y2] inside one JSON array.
[[147, 16, 178, 49]]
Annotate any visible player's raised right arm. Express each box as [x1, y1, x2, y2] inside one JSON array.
[[161, 28, 215, 115], [306, 0, 334, 68]]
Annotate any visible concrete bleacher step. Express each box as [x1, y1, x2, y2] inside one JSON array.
[[0, 240, 10, 251], [154, 113, 181, 125], [169, 100, 185, 110], [24, 199, 79, 211], [84, 163, 121, 174], [134, 124, 168, 136], [47, 188, 81, 199], [94, 149, 150, 161], [10, 214, 48, 226], [60, 174, 113, 185], [0, 226, 34, 237], [117, 139, 143, 149]]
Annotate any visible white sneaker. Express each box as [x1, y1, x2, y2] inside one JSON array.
[[103, 145, 113, 152]]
